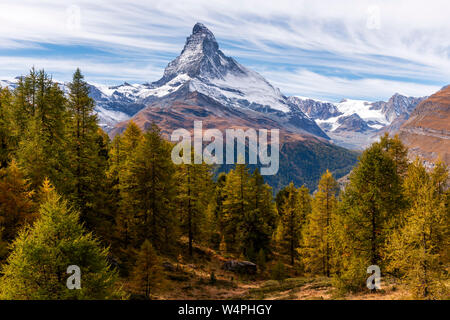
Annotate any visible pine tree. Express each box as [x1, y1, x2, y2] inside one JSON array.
[[109, 122, 143, 248], [278, 183, 311, 265], [221, 163, 276, 259], [66, 68, 108, 230], [386, 160, 449, 299], [0, 87, 15, 168], [130, 240, 164, 299], [241, 168, 277, 261], [176, 150, 213, 256], [120, 123, 177, 252], [333, 141, 403, 291], [0, 180, 122, 299], [221, 163, 252, 254], [15, 69, 71, 193], [256, 248, 267, 272], [379, 133, 409, 178], [0, 160, 36, 261], [271, 260, 286, 281], [213, 172, 227, 234], [301, 170, 338, 276]]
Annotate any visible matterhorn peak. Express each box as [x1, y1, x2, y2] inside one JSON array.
[[181, 22, 219, 56], [192, 22, 214, 37], [156, 22, 244, 85]]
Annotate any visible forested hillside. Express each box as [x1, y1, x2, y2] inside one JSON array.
[[0, 69, 448, 300]]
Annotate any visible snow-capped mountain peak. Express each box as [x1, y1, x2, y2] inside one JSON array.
[[149, 22, 292, 113], [0, 23, 326, 138], [158, 22, 245, 85], [290, 94, 426, 149]]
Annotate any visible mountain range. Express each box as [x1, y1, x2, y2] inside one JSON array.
[[1, 23, 448, 189], [105, 22, 358, 191], [0, 23, 427, 150]]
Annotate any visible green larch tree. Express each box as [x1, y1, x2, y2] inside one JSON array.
[[278, 183, 311, 265], [221, 163, 252, 254], [301, 170, 338, 276], [66, 68, 109, 231], [176, 151, 214, 256], [333, 141, 403, 291], [0, 160, 36, 261], [386, 160, 449, 299], [130, 239, 165, 299], [15, 69, 71, 193], [120, 123, 177, 252], [0, 87, 16, 168], [0, 180, 122, 299]]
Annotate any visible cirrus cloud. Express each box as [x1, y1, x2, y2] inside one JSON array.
[[0, 0, 448, 101]]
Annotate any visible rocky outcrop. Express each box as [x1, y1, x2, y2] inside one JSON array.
[[335, 113, 371, 132], [222, 260, 257, 275]]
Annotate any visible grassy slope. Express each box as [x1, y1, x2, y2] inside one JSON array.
[[126, 238, 413, 300]]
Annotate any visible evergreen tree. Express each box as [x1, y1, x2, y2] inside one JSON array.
[[0, 160, 36, 261], [219, 163, 277, 260], [66, 69, 108, 231], [301, 170, 338, 276], [242, 168, 277, 261], [278, 183, 311, 265], [222, 163, 252, 253], [15, 69, 71, 193], [176, 151, 213, 256], [108, 122, 144, 272], [213, 172, 227, 233], [130, 240, 164, 299], [0, 87, 15, 168], [120, 123, 177, 252], [0, 180, 121, 299], [386, 160, 449, 299], [271, 260, 286, 281], [207, 172, 227, 250], [379, 133, 409, 178], [334, 142, 403, 291], [256, 248, 266, 272]]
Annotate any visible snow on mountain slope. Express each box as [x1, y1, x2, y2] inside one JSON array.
[[0, 79, 18, 90], [0, 77, 145, 130], [188, 71, 290, 113], [336, 99, 388, 125], [88, 23, 300, 130], [290, 94, 425, 150], [146, 22, 291, 114], [0, 22, 423, 148], [315, 99, 389, 132]]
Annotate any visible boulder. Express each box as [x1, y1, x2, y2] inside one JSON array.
[[162, 261, 175, 272], [222, 260, 257, 275]]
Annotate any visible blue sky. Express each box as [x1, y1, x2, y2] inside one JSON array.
[[0, 0, 449, 102]]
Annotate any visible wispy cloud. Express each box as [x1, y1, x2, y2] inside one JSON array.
[[261, 68, 441, 102], [0, 0, 448, 100]]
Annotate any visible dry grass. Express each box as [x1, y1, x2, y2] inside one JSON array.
[[124, 240, 424, 300]]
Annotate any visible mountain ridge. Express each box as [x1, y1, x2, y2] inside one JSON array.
[[398, 85, 450, 165], [106, 22, 359, 191]]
